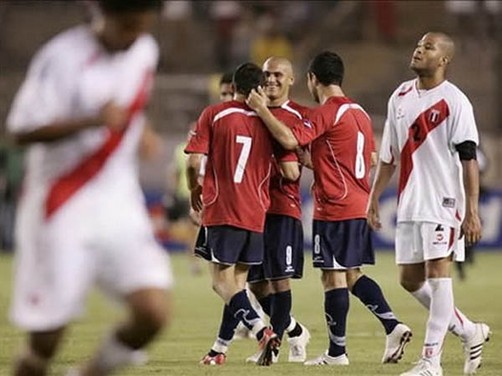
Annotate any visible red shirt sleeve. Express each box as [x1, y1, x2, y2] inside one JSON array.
[[290, 109, 326, 147]]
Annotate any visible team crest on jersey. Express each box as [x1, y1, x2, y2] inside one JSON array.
[[442, 197, 456, 208], [429, 109, 441, 123]]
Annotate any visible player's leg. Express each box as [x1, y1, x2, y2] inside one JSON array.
[[305, 220, 351, 366], [207, 226, 279, 366], [201, 264, 250, 365], [14, 329, 66, 376], [75, 224, 173, 376], [347, 268, 411, 363], [399, 223, 490, 376]]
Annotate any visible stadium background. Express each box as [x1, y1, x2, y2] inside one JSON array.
[[1, 0, 501, 250]]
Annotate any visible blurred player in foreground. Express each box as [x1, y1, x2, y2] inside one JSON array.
[[248, 51, 411, 366], [367, 32, 491, 376], [7, 1, 172, 375]]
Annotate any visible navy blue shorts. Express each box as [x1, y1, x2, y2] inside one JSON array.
[[247, 214, 304, 283], [194, 225, 263, 265], [194, 226, 208, 256], [312, 219, 375, 269]]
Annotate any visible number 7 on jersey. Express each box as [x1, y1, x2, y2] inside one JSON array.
[[233, 135, 252, 183]]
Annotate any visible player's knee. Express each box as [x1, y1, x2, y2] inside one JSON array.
[[346, 269, 363, 291], [131, 295, 169, 334], [400, 278, 422, 293]]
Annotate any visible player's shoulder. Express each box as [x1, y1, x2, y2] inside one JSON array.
[[441, 80, 472, 106], [34, 25, 91, 64], [282, 100, 311, 119], [131, 33, 159, 62], [201, 100, 251, 121], [390, 79, 416, 100]]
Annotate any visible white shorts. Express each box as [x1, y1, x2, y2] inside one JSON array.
[[10, 190, 173, 331], [395, 221, 465, 265]]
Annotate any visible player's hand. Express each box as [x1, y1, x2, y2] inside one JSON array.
[[366, 198, 381, 230], [190, 184, 203, 212], [461, 212, 482, 245], [100, 101, 128, 131], [296, 147, 313, 169], [246, 87, 269, 111], [189, 207, 202, 226]]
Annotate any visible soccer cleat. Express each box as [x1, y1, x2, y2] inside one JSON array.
[[256, 328, 281, 366], [382, 323, 413, 363], [200, 352, 226, 365], [462, 322, 491, 375], [287, 323, 311, 362], [400, 358, 443, 376], [304, 351, 349, 366], [246, 348, 279, 364]]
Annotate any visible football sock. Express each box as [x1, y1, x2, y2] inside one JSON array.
[[228, 290, 265, 335], [351, 275, 399, 334], [411, 281, 475, 339], [210, 305, 238, 353], [287, 320, 303, 338], [422, 278, 453, 367], [270, 290, 292, 339], [325, 288, 349, 357], [257, 295, 272, 317]]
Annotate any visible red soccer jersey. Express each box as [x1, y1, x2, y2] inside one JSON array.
[[185, 100, 278, 232], [291, 96, 375, 221], [267, 100, 310, 220]]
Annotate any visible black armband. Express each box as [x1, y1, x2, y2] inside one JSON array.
[[455, 141, 477, 160]]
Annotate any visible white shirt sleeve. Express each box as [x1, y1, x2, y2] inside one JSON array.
[[7, 45, 75, 134], [380, 94, 399, 164], [449, 91, 479, 147]]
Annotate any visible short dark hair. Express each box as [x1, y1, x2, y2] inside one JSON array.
[[220, 72, 233, 86], [99, 0, 162, 14], [233, 63, 265, 96], [308, 51, 344, 86]]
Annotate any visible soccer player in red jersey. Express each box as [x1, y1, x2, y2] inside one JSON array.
[[185, 62, 298, 366], [248, 51, 411, 366]]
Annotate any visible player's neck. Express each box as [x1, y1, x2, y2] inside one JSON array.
[[416, 75, 445, 91], [234, 94, 246, 103], [319, 85, 345, 105], [268, 97, 288, 107]]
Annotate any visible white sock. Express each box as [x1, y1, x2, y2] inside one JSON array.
[[411, 282, 476, 340], [90, 332, 146, 374], [286, 316, 297, 333], [211, 337, 231, 354], [422, 278, 453, 367]]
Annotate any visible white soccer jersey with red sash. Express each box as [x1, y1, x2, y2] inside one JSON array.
[[380, 79, 479, 228], [7, 25, 157, 220]]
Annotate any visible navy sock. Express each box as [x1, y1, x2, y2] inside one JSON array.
[[228, 290, 262, 331], [325, 288, 349, 357], [258, 295, 272, 317], [217, 304, 240, 342], [351, 275, 399, 335], [270, 290, 292, 339]]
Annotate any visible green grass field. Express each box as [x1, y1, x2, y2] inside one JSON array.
[[0, 251, 500, 375]]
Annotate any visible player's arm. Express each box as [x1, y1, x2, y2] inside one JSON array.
[[186, 153, 204, 212], [456, 141, 482, 245], [10, 101, 128, 146], [247, 87, 299, 150], [139, 120, 162, 160], [367, 160, 396, 230], [279, 160, 300, 181]]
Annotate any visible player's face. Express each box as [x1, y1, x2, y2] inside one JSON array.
[[263, 61, 293, 102], [103, 11, 156, 51], [409, 34, 446, 75], [219, 83, 234, 102]]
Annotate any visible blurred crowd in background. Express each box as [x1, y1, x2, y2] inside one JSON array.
[[1, 0, 502, 254]]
